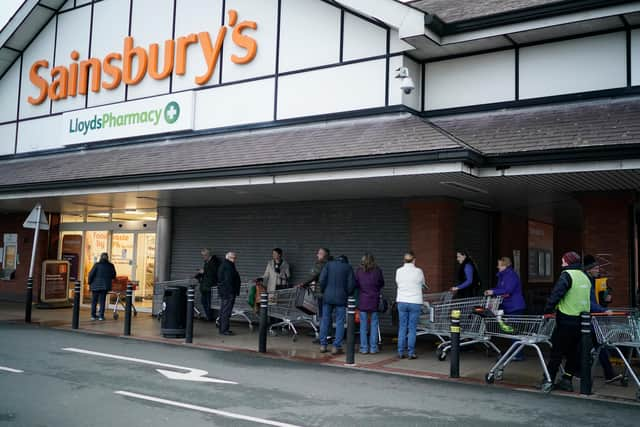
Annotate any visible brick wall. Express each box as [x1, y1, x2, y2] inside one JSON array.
[[406, 199, 460, 292], [579, 191, 636, 307]]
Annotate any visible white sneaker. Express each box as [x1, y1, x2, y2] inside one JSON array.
[[90, 317, 97, 321]]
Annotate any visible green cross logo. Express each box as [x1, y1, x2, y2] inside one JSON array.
[[164, 101, 180, 124]]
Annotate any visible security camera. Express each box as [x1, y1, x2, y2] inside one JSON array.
[[395, 66, 415, 95]]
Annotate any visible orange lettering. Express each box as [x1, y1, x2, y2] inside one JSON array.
[[79, 58, 101, 94], [231, 20, 258, 65], [123, 36, 148, 85], [196, 28, 226, 85], [175, 34, 198, 76], [148, 40, 175, 80], [28, 60, 49, 105], [102, 53, 122, 90], [49, 66, 68, 100], [69, 50, 80, 97]]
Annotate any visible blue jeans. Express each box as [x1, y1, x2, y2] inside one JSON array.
[[320, 303, 345, 348], [359, 311, 379, 353], [397, 302, 421, 356]]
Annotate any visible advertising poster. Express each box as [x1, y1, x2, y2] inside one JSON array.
[[3, 233, 18, 271], [41, 260, 70, 303], [61, 234, 83, 281]]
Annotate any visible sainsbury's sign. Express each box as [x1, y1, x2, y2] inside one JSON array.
[[29, 10, 257, 105], [61, 91, 194, 145]]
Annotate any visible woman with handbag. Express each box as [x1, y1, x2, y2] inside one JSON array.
[[354, 253, 384, 354]]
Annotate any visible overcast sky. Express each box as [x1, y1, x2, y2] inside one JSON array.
[[1, 0, 26, 30]]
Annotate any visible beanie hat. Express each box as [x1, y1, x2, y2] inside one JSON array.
[[583, 254, 598, 270], [562, 251, 581, 266]]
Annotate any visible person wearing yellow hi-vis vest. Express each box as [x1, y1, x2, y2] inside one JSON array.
[[543, 251, 591, 392]]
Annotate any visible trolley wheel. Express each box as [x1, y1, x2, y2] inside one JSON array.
[[485, 373, 495, 384], [436, 348, 448, 361], [621, 376, 629, 387], [269, 330, 276, 337], [113, 312, 119, 320], [133, 311, 137, 317], [541, 382, 553, 394], [292, 335, 298, 342], [495, 370, 503, 381]]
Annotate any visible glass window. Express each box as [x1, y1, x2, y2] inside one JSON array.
[[61, 212, 85, 223], [111, 210, 157, 222], [86, 212, 110, 222]]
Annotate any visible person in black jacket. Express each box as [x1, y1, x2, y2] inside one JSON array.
[[195, 248, 220, 321], [217, 252, 241, 335], [88, 252, 116, 321], [451, 250, 481, 299], [319, 255, 356, 355]]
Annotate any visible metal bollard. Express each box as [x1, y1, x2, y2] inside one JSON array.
[[25, 277, 33, 323], [580, 311, 592, 395], [185, 285, 195, 343], [346, 296, 356, 365], [124, 283, 133, 336], [72, 281, 81, 329], [450, 309, 461, 378], [258, 293, 268, 353]]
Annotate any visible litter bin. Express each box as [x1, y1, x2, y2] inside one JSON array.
[[161, 286, 187, 338]]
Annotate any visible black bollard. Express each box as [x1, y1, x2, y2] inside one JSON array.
[[72, 281, 81, 329], [25, 277, 33, 323], [258, 293, 268, 353], [580, 311, 592, 395], [124, 283, 133, 336], [185, 285, 195, 344], [450, 309, 461, 378], [346, 296, 356, 365]]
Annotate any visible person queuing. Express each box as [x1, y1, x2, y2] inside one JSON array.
[[451, 250, 481, 298], [485, 257, 526, 360], [88, 252, 116, 321], [263, 247, 291, 293], [355, 253, 384, 354], [217, 252, 241, 336], [395, 252, 425, 360], [583, 254, 621, 384], [319, 254, 356, 355], [543, 251, 592, 392], [302, 248, 332, 343], [195, 248, 220, 322]]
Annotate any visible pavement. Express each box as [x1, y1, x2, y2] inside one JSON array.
[[1, 301, 639, 409]]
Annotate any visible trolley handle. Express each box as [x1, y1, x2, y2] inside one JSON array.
[[591, 310, 627, 316]]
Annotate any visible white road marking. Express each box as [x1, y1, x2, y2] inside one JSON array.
[[0, 366, 23, 373], [115, 391, 305, 427], [62, 347, 236, 384]]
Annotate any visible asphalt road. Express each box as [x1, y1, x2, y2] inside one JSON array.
[[0, 323, 638, 427]]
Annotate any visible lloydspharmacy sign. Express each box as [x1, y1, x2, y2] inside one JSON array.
[[61, 92, 194, 145]]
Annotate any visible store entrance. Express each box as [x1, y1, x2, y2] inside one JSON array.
[[59, 210, 157, 312]]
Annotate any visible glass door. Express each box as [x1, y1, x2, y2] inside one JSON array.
[[83, 231, 110, 302], [110, 233, 135, 282], [135, 233, 156, 309]]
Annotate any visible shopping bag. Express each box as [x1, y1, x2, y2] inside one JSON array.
[[377, 294, 389, 314], [295, 286, 318, 315]]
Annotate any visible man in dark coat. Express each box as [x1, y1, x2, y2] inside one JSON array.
[[195, 248, 220, 321], [217, 252, 241, 335], [302, 248, 331, 343], [319, 255, 356, 355], [88, 252, 116, 321]]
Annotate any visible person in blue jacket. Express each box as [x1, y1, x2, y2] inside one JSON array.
[[451, 250, 481, 298], [319, 255, 356, 355], [485, 257, 526, 360]]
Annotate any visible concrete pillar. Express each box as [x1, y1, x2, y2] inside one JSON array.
[[406, 199, 461, 292], [155, 207, 172, 283]]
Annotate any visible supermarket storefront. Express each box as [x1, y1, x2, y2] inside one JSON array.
[[0, 0, 639, 310]]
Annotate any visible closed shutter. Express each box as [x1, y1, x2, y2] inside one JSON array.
[[455, 209, 493, 291], [170, 199, 409, 328]]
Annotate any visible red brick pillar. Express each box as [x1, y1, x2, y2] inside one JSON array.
[[406, 199, 461, 292], [579, 192, 636, 307]]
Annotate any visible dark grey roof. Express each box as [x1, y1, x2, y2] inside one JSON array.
[[431, 96, 640, 155], [0, 114, 462, 188], [408, 0, 565, 23]]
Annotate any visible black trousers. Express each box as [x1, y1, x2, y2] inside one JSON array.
[[218, 295, 236, 333], [91, 290, 107, 318], [201, 290, 213, 321], [547, 314, 581, 381]]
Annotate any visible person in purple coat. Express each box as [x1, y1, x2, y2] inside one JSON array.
[[485, 256, 526, 360], [355, 253, 384, 354]]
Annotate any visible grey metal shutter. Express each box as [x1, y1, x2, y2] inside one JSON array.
[[455, 209, 494, 291], [170, 199, 409, 328]]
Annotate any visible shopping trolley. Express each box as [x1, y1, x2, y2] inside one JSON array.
[[482, 314, 556, 392], [211, 283, 256, 331], [420, 294, 503, 361], [417, 291, 453, 341], [108, 277, 138, 320], [591, 311, 640, 400], [268, 287, 318, 341]]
